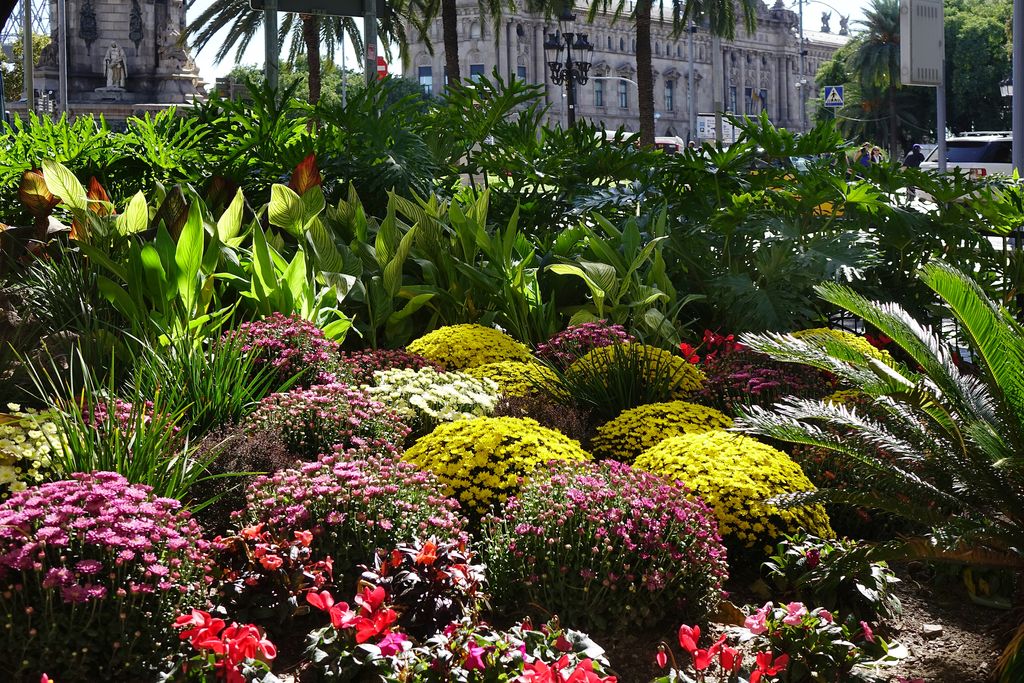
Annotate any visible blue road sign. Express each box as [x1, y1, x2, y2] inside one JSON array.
[[823, 85, 844, 108]]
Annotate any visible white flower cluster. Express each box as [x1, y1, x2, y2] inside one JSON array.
[[365, 368, 499, 431], [0, 403, 64, 496]]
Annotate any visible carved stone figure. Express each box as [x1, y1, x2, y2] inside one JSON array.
[[36, 40, 57, 69], [839, 15, 850, 35], [79, 0, 98, 53], [821, 11, 832, 33], [157, 22, 195, 73], [104, 42, 127, 88]]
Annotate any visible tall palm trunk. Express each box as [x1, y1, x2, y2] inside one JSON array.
[[636, 0, 655, 145], [302, 14, 322, 104], [441, 0, 461, 84]]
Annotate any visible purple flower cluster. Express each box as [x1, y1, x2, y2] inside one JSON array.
[[0, 472, 212, 678], [82, 397, 168, 434], [536, 321, 635, 368], [247, 383, 411, 460], [224, 313, 343, 386], [238, 446, 468, 591], [698, 348, 835, 415], [482, 459, 728, 631], [340, 348, 443, 385]]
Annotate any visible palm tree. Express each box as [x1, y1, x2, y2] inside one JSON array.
[[846, 0, 901, 156], [186, 0, 416, 104], [412, 0, 511, 84], [587, 0, 758, 146]]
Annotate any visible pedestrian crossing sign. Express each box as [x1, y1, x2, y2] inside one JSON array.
[[823, 85, 844, 107]]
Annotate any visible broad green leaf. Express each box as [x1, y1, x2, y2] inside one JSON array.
[[116, 192, 149, 235], [300, 185, 327, 223], [217, 189, 246, 243], [388, 293, 435, 323], [284, 250, 308, 304], [174, 201, 204, 311], [268, 184, 304, 236], [383, 224, 417, 298], [41, 159, 87, 211]]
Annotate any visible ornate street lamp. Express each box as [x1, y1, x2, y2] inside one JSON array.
[[1001, 75, 1013, 99], [543, 8, 594, 127]]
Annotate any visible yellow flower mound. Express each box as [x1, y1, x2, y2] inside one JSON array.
[[404, 416, 590, 516], [569, 343, 704, 398], [792, 328, 894, 365], [406, 324, 532, 371], [464, 361, 560, 398], [634, 430, 833, 552], [591, 401, 733, 462]]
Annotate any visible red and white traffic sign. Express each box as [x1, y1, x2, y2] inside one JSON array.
[[376, 56, 388, 80]]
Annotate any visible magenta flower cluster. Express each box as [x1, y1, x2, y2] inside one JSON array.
[[238, 446, 468, 590], [0, 472, 212, 679], [482, 460, 728, 631], [224, 312, 342, 386], [82, 397, 165, 434], [535, 321, 635, 368], [339, 348, 443, 385], [698, 348, 835, 414], [247, 383, 411, 460]]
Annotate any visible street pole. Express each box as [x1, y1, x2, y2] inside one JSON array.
[[936, 58, 947, 173], [564, 32, 576, 127], [1014, 0, 1024, 175], [799, 0, 806, 132], [687, 22, 696, 142], [57, 0, 68, 115], [364, 0, 377, 86], [712, 35, 723, 141], [264, 0, 279, 91], [341, 32, 347, 106], [23, 0, 34, 112]]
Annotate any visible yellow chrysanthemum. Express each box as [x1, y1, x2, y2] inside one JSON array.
[[404, 416, 590, 515], [791, 328, 894, 365], [634, 430, 832, 552], [463, 361, 560, 398], [590, 401, 732, 462], [0, 407, 65, 498], [406, 324, 532, 371]]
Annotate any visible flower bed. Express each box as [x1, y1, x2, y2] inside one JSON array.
[[406, 323, 532, 370]]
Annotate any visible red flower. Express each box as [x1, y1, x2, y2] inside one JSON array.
[[750, 652, 789, 682], [294, 530, 313, 547], [222, 623, 277, 664], [565, 659, 617, 683], [239, 523, 264, 540], [719, 645, 742, 673], [174, 609, 226, 645], [307, 590, 358, 630], [306, 590, 335, 612], [691, 634, 726, 671], [859, 620, 875, 643], [656, 645, 668, 669], [354, 609, 398, 643], [415, 541, 439, 566], [259, 554, 283, 570], [355, 585, 388, 614], [678, 343, 700, 364], [678, 624, 700, 653]]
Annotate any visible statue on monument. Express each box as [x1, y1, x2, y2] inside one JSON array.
[[157, 21, 196, 73], [821, 11, 832, 33], [104, 42, 127, 89], [838, 15, 850, 35]]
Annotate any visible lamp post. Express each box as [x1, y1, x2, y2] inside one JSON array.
[[687, 21, 697, 143], [1014, 0, 1024, 176], [543, 8, 594, 127]]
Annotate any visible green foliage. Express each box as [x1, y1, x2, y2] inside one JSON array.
[[2, 32, 50, 103], [737, 262, 1024, 565]]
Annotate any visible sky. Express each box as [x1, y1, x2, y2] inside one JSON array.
[[189, 0, 871, 83]]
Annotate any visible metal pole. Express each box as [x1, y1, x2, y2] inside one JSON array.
[[799, 0, 806, 132], [936, 58, 947, 173], [341, 31, 347, 106], [712, 35, 723, 141], [23, 0, 34, 112], [564, 32, 576, 127], [688, 23, 695, 142], [1014, 0, 1024, 175], [364, 0, 377, 86], [264, 0, 279, 91], [57, 0, 68, 115]]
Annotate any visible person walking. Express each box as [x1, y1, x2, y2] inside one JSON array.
[[855, 142, 872, 169], [902, 143, 926, 202], [871, 146, 883, 164]]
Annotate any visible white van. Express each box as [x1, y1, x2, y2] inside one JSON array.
[[920, 132, 1012, 178]]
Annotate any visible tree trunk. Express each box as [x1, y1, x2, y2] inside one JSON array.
[[441, 0, 461, 85], [636, 0, 655, 146], [302, 15, 322, 104]]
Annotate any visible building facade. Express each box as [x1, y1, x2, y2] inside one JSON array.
[[403, 0, 847, 139]]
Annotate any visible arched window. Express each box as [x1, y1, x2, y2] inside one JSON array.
[[620, 37, 625, 51], [469, 21, 481, 39], [608, 36, 612, 50], [655, 42, 660, 55], [632, 38, 636, 52]]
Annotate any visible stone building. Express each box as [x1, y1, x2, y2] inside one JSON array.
[[7, 0, 204, 124], [403, 0, 848, 139]]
